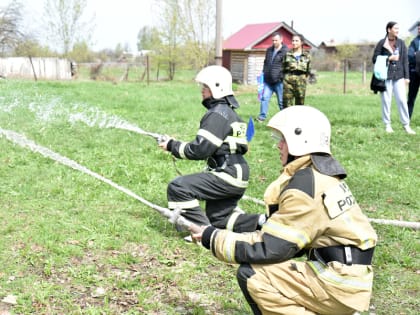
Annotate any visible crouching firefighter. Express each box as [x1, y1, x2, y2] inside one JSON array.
[[190, 106, 377, 315], [158, 65, 264, 235]]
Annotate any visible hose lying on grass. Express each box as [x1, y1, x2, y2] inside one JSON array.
[[1, 128, 418, 231], [0, 128, 192, 230], [241, 196, 420, 230]]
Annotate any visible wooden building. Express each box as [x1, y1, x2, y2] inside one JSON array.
[[318, 40, 339, 54], [222, 22, 317, 85]]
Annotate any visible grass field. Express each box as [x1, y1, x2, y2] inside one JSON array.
[[0, 71, 419, 314]]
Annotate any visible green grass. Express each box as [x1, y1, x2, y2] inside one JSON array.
[[0, 71, 419, 314]]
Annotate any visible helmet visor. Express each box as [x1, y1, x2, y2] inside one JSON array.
[[271, 130, 284, 142]]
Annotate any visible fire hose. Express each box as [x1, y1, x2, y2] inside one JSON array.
[[2, 127, 418, 231], [133, 128, 420, 231], [124, 127, 420, 231], [0, 128, 193, 230], [111, 124, 183, 176]]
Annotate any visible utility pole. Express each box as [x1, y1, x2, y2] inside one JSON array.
[[215, 0, 223, 65]]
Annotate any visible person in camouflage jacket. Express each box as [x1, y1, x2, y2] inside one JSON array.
[[283, 34, 311, 107]]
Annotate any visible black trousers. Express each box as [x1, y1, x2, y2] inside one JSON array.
[[237, 264, 262, 315], [408, 71, 419, 118], [167, 172, 259, 232]]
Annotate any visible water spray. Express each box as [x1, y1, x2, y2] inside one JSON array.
[[2, 102, 418, 230], [0, 128, 191, 230], [67, 108, 168, 143]]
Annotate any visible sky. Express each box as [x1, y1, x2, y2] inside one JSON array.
[[1, 0, 419, 52]]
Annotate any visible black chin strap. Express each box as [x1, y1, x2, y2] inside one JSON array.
[[286, 154, 296, 164]]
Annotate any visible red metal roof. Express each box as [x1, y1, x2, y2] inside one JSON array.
[[223, 22, 284, 51], [223, 22, 317, 51]]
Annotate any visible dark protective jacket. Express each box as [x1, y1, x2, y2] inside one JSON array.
[[372, 37, 409, 80], [263, 44, 288, 84], [167, 96, 249, 184]]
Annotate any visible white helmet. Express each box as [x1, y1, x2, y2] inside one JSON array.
[[267, 106, 331, 156], [195, 65, 234, 99]]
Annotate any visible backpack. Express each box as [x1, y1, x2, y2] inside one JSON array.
[[374, 55, 388, 80], [370, 73, 386, 94]]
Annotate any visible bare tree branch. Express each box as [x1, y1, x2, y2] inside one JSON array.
[[0, 1, 24, 55], [43, 0, 94, 55]]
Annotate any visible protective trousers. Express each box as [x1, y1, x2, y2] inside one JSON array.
[[283, 74, 307, 107], [237, 262, 358, 315], [167, 172, 259, 232]]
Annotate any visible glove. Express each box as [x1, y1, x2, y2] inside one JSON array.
[[168, 207, 182, 224]]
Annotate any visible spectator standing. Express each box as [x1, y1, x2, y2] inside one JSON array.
[[70, 60, 78, 78], [282, 34, 311, 107], [191, 106, 377, 315], [407, 21, 420, 118], [158, 65, 264, 239], [256, 32, 288, 122], [372, 21, 415, 134]]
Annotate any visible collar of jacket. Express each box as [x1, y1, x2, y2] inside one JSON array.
[[276, 156, 312, 194], [282, 154, 347, 179], [202, 95, 239, 110], [311, 153, 347, 179], [283, 155, 312, 177]]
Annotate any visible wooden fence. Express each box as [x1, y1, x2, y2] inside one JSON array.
[[0, 57, 72, 80]]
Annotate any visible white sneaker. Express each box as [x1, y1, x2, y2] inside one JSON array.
[[183, 235, 201, 245], [183, 235, 193, 243], [404, 125, 416, 134], [385, 125, 394, 133]]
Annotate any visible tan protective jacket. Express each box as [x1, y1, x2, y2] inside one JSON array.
[[204, 154, 377, 311]]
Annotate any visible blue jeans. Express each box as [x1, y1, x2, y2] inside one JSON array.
[[258, 81, 283, 120]]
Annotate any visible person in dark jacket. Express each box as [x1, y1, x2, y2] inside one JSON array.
[[159, 66, 264, 240], [256, 32, 288, 122], [372, 21, 415, 134], [407, 21, 420, 118]]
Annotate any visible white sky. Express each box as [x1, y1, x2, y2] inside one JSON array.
[[1, 0, 419, 51]]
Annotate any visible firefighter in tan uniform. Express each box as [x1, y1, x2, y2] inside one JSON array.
[[190, 106, 377, 315]]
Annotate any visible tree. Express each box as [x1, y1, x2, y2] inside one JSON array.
[[137, 26, 161, 52], [43, 0, 94, 55], [14, 37, 55, 57], [0, 1, 24, 56], [336, 44, 358, 61], [177, 0, 215, 69], [154, 0, 182, 80], [67, 41, 94, 62], [152, 0, 215, 79]]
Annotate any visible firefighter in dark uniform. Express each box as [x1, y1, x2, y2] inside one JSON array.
[[159, 65, 264, 234], [191, 106, 377, 315]]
